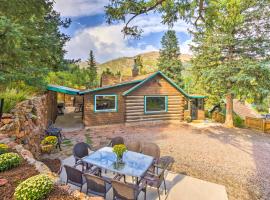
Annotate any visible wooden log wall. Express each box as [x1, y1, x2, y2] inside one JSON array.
[[125, 96, 184, 123], [47, 91, 57, 123], [83, 83, 138, 126]]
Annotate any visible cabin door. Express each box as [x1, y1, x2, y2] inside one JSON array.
[[191, 99, 198, 120]]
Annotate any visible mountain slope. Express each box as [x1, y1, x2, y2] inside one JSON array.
[[80, 51, 192, 76]]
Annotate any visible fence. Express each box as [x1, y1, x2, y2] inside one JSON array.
[[212, 111, 225, 123], [245, 117, 270, 133]]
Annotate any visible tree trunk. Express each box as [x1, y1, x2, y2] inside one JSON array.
[[225, 93, 234, 127]]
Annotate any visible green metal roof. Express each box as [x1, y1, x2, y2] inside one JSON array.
[[78, 79, 143, 95], [47, 71, 206, 99], [122, 71, 207, 99], [47, 85, 80, 95]]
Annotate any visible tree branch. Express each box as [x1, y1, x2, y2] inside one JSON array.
[[123, 0, 166, 35]]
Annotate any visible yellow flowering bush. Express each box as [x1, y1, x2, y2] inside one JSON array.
[[0, 143, 9, 154], [40, 136, 57, 153], [0, 152, 21, 172], [14, 174, 53, 200], [41, 136, 57, 146]]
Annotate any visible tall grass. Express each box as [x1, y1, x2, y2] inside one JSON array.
[[0, 88, 28, 113]]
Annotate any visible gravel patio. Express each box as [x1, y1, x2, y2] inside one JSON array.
[[48, 122, 270, 200]]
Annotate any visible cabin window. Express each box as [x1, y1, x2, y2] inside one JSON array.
[[94, 95, 117, 112], [144, 96, 168, 113]]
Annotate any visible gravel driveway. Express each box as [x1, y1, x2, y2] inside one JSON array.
[[64, 122, 270, 200]]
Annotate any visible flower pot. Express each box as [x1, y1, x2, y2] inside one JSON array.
[[41, 144, 54, 154]]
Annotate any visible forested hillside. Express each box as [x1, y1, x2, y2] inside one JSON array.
[[79, 51, 192, 76]]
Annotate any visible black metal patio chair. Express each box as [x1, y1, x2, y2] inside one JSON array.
[[73, 142, 94, 171]]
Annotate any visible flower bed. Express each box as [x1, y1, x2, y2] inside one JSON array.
[[0, 151, 79, 200]]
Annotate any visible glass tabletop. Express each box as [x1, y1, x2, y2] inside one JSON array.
[[82, 147, 154, 178]]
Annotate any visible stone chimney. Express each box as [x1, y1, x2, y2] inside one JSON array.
[[132, 58, 139, 77]]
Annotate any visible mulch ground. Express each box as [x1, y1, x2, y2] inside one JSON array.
[[0, 158, 39, 200], [41, 158, 61, 173], [46, 185, 79, 200], [0, 156, 78, 200]]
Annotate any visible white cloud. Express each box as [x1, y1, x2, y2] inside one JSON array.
[[180, 39, 193, 55], [61, 9, 193, 62], [133, 15, 190, 36], [65, 23, 158, 62], [54, 0, 108, 17]]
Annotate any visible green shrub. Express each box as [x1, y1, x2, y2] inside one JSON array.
[[185, 116, 192, 123], [0, 88, 28, 113], [41, 136, 57, 146], [233, 114, 245, 128], [14, 174, 53, 200], [0, 152, 21, 172], [0, 144, 9, 154]]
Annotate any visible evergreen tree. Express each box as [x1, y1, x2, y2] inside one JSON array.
[[86, 50, 97, 88], [0, 0, 70, 89], [135, 55, 146, 75], [158, 30, 183, 85], [191, 0, 270, 127]]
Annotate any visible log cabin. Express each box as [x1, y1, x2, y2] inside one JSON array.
[[78, 71, 206, 126]]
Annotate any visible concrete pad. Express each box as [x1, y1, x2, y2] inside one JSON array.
[[55, 107, 83, 132], [165, 172, 228, 200], [60, 156, 228, 200]]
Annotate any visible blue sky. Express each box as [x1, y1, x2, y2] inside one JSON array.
[[54, 0, 192, 63]]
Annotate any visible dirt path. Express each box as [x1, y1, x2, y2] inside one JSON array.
[[62, 122, 270, 199]]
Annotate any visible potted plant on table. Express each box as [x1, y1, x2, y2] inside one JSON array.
[[112, 144, 127, 164]]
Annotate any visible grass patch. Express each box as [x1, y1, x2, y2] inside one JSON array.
[[61, 139, 73, 147], [85, 133, 92, 145]]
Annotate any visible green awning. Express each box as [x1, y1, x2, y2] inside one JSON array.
[[47, 85, 80, 95]]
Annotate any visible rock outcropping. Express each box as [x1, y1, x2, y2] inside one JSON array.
[[0, 95, 48, 158]]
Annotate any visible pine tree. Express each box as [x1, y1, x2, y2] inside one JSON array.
[[86, 50, 97, 88], [158, 30, 183, 85], [0, 0, 70, 89], [135, 55, 146, 75], [191, 0, 270, 127]]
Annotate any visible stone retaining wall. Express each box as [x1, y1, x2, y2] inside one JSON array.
[[0, 95, 48, 158], [0, 134, 102, 200]]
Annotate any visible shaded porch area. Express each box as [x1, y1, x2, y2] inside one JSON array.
[[47, 85, 84, 131]]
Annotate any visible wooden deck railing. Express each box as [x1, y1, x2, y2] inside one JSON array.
[[245, 117, 270, 133]]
